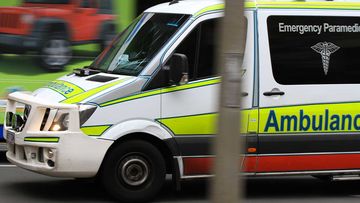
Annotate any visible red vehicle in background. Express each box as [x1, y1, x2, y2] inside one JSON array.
[[0, 0, 117, 71]]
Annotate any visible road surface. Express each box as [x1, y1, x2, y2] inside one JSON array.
[[1, 152, 360, 203]]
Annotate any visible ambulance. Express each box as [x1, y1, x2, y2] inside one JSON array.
[[5, 0, 360, 202]]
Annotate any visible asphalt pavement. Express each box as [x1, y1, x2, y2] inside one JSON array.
[[2, 152, 360, 203]]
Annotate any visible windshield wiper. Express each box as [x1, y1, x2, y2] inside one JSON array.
[[73, 66, 101, 77]]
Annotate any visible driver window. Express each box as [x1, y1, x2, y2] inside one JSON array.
[[144, 18, 220, 91], [98, 0, 112, 11], [173, 23, 199, 81], [171, 18, 220, 81], [81, 0, 96, 8]]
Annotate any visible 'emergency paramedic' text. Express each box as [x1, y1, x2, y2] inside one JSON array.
[[278, 23, 360, 35]]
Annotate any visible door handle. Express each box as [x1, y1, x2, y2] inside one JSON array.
[[241, 92, 248, 97], [263, 90, 285, 96]]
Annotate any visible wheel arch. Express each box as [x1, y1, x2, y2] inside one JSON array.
[[98, 20, 117, 41], [96, 119, 182, 179], [31, 18, 72, 40], [102, 132, 179, 175]]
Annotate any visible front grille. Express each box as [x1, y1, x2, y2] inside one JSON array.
[[40, 108, 50, 131], [0, 13, 20, 28], [23, 104, 31, 126], [6, 103, 31, 132]]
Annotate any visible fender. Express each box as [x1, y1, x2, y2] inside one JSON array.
[[101, 119, 180, 156], [30, 18, 71, 41], [98, 119, 182, 185], [102, 119, 174, 140]]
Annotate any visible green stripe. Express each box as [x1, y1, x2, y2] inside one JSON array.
[[194, 4, 225, 17], [256, 2, 360, 10], [158, 113, 217, 135], [46, 80, 85, 99], [61, 77, 131, 104], [81, 125, 111, 136], [157, 109, 255, 136], [194, 2, 360, 15], [194, 2, 258, 17], [24, 137, 59, 143], [100, 77, 220, 107], [100, 89, 161, 107], [162, 78, 220, 93]]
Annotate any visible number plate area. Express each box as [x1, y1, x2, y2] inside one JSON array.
[[6, 130, 15, 145]]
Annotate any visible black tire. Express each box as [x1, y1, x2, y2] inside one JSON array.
[[37, 32, 72, 72], [100, 26, 116, 51], [100, 140, 166, 203]]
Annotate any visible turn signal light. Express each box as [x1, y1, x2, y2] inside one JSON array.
[[247, 148, 257, 153]]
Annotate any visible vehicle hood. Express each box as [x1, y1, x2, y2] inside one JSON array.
[[32, 73, 136, 104]]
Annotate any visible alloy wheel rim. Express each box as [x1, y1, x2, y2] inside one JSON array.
[[43, 39, 71, 66], [119, 155, 150, 187]]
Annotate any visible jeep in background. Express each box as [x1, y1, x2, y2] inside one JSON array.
[[0, 0, 117, 71]]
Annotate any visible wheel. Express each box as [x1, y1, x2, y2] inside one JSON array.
[[38, 33, 72, 72], [100, 140, 166, 203]]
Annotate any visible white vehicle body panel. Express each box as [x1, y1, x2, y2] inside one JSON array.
[[258, 9, 360, 108], [146, 0, 223, 15], [5, 0, 360, 183]]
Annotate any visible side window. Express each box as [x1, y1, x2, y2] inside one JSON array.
[[145, 18, 220, 91], [172, 23, 199, 80], [98, 0, 112, 12], [172, 18, 220, 81], [268, 16, 360, 85], [197, 19, 219, 79], [81, 0, 96, 8]]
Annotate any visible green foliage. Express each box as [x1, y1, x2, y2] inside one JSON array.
[[0, 0, 20, 6], [0, 111, 4, 125], [0, 0, 130, 126], [0, 1, 101, 98], [0, 55, 93, 98]]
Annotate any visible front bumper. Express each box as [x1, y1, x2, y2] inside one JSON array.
[[4, 92, 113, 178], [6, 130, 112, 178], [0, 33, 41, 53]]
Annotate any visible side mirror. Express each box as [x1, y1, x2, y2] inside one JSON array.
[[168, 53, 189, 85]]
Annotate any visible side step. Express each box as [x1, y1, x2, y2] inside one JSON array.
[[332, 175, 360, 181]]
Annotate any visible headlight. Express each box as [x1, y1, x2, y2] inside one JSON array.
[[21, 14, 35, 24], [79, 104, 97, 126], [49, 105, 96, 131], [50, 110, 69, 131]]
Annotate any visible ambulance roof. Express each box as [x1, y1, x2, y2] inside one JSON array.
[[145, 0, 360, 17]]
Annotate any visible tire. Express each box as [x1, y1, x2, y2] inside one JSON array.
[[100, 140, 166, 203], [38, 33, 72, 72], [100, 26, 116, 51]]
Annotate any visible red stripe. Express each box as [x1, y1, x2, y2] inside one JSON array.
[[183, 156, 257, 176], [183, 157, 212, 175], [183, 154, 360, 175], [257, 154, 360, 172]]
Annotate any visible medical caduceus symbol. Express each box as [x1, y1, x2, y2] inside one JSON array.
[[311, 42, 340, 75]]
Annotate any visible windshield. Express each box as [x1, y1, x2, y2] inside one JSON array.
[[92, 13, 190, 76], [24, 0, 69, 3]]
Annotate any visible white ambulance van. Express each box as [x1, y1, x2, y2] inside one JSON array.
[[5, 0, 360, 202]]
